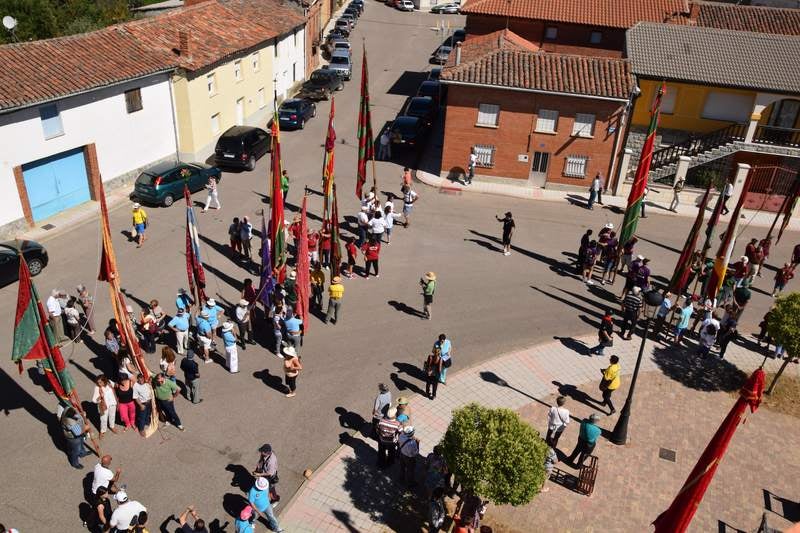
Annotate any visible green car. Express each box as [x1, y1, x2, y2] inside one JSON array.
[[132, 162, 222, 207]]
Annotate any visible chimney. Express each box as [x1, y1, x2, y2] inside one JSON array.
[[455, 42, 462, 66], [178, 30, 190, 57]]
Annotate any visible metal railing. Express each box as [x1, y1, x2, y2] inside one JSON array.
[[650, 123, 747, 171], [752, 125, 800, 148]]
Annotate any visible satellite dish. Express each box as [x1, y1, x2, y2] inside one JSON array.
[[3, 16, 17, 30]]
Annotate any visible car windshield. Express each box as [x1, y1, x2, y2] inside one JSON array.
[[408, 100, 431, 115], [330, 56, 349, 65], [310, 72, 332, 83], [438, 47, 452, 54], [281, 103, 300, 112], [216, 136, 244, 150]]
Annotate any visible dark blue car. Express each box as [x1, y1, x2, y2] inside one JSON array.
[[278, 99, 317, 130]]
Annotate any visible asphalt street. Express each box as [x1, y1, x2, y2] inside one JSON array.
[[0, 6, 795, 531]]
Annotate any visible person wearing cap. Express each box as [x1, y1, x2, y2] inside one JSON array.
[[46, 288, 67, 344], [131, 202, 148, 248], [178, 505, 207, 533], [420, 272, 436, 320], [235, 505, 257, 533], [325, 275, 344, 324], [253, 443, 281, 502], [401, 184, 419, 228], [176, 289, 195, 317], [398, 425, 421, 487], [168, 308, 190, 355], [60, 406, 91, 469], [620, 286, 643, 340], [202, 299, 223, 345], [283, 308, 303, 354], [567, 413, 602, 468], [376, 407, 402, 468], [495, 212, 515, 256], [283, 346, 302, 398], [248, 476, 283, 532], [180, 349, 202, 404], [154, 373, 184, 430], [599, 355, 620, 415], [372, 383, 392, 435], [195, 310, 213, 363], [235, 299, 253, 349], [222, 321, 239, 373], [109, 491, 146, 532], [76, 284, 96, 335], [310, 262, 326, 310]]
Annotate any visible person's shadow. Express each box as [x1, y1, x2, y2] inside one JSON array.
[[553, 336, 591, 356], [252, 369, 287, 394], [387, 300, 423, 317], [552, 381, 603, 411], [335, 406, 371, 437]]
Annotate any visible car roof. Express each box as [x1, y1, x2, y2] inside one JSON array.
[[394, 115, 420, 125], [420, 80, 439, 87], [145, 160, 181, 175], [410, 96, 433, 105], [220, 125, 259, 138], [281, 99, 304, 106], [331, 49, 351, 58]]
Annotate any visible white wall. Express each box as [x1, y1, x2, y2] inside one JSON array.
[[274, 27, 307, 100], [0, 73, 178, 228]]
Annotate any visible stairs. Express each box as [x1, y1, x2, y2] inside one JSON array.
[[649, 141, 740, 182]]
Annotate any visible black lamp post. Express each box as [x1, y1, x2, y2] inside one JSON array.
[[610, 289, 664, 446]]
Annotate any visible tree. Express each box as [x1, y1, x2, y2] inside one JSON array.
[[440, 403, 548, 506], [765, 292, 800, 394]]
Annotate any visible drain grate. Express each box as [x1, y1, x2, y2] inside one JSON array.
[[659, 447, 677, 462], [41, 224, 56, 230]]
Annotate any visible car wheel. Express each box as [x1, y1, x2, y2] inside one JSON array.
[[247, 156, 256, 171], [163, 194, 175, 207], [27, 258, 44, 276], [299, 119, 306, 130], [336, 83, 343, 91], [311, 105, 317, 118]]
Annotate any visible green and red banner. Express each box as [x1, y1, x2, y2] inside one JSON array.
[[270, 112, 287, 282], [669, 183, 712, 294], [330, 183, 343, 277], [355, 45, 374, 200], [322, 96, 336, 222], [296, 196, 311, 331]]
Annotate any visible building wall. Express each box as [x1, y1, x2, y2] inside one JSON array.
[[440, 84, 626, 187], [464, 14, 626, 57], [306, 0, 327, 75], [0, 74, 177, 230], [274, 27, 307, 102]]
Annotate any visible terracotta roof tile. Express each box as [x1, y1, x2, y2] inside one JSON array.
[[694, 2, 800, 36], [460, 0, 689, 29]]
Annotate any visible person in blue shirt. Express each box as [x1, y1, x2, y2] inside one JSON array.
[[168, 308, 190, 355], [283, 310, 303, 355], [674, 296, 694, 344], [434, 334, 452, 384], [235, 505, 256, 533], [195, 310, 213, 363], [567, 413, 602, 468], [247, 477, 283, 532], [202, 298, 223, 344], [221, 321, 238, 373], [175, 289, 194, 317]]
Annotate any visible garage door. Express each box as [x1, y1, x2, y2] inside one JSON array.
[[22, 147, 90, 222]]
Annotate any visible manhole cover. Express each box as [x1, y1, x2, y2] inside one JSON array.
[[41, 224, 55, 230], [659, 447, 677, 462]]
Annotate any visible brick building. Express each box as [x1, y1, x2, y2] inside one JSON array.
[[439, 30, 634, 189]]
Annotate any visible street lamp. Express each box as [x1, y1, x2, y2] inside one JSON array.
[[610, 288, 664, 445]]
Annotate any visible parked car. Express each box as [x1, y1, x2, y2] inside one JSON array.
[[297, 68, 344, 100], [398, 0, 415, 10], [334, 20, 351, 36], [349, 0, 364, 14], [327, 28, 348, 41], [278, 99, 317, 130], [418, 79, 441, 105], [390, 116, 428, 148], [133, 161, 223, 207], [453, 28, 466, 43], [428, 67, 442, 81], [431, 3, 459, 13], [432, 45, 452, 64], [344, 6, 360, 19], [0, 240, 48, 285], [213, 126, 271, 171], [339, 14, 356, 28], [404, 96, 435, 127], [332, 39, 352, 55], [328, 49, 353, 81]]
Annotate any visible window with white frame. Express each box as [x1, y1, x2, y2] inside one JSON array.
[[252, 52, 260, 72], [207, 74, 217, 96], [536, 109, 558, 133], [590, 31, 602, 44], [563, 155, 589, 177], [211, 113, 221, 134], [545, 26, 558, 40], [39, 104, 64, 139], [234, 60, 242, 82], [572, 113, 595, 137], [476, 103, 500, 126], [473, 145, 495, 168], [258, 87, 266, 109]]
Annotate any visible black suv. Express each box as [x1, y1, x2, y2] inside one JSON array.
[[298, 68, 345, 101], [214, 126, 271, 171]]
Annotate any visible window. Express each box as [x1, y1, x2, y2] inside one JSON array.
[[473, 144, 495, 168], [207, 74, 217, 96], [234, 60, 242, 82], [563, 155, 589, 177], [293, 30, 298, 47], [655, 86, 677, 114], [545, 26, 558, 40], [701, 92, 753, 122], [536, 109, 558, 133], [572, 113, 595, 137], [211, 113, 220, 134], [589, 31, 602, 44], [274, 41, 279, 58], [125, 88, 143, 113], [39, 104, 63, 139], [252, 52, 260, 72], [531, 152, 549, 173], [258, 87, 266, 109], [292, 62, 297, 82], [476, 103, 500, 127]]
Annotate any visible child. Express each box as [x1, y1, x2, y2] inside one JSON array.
[[345, 237, 358, 278]]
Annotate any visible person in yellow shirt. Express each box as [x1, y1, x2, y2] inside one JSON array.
[[325, 276, 344, 324], [131, 203, 148, 248], [310, 262, 326, 310], [599, 355, 620, 415]]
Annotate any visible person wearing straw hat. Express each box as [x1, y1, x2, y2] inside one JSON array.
[[235, 299, 253, 350], [195, 310, 213, 364], [325, 275, 344, 324], [221, 321, 238, 373], [282, 346, 302, 398], [131, 202, 147, 248], [420, 272, 437, 320]]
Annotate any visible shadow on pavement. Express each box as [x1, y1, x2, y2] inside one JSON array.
[[531, 285, 605, 322], [0, 367, 64, 452], [253, 369, 287, 395], [386, 71, 428, 97], [552, 381, 603, 413], [637, 235, 682, 255], [553, 336, 590, 356], [651, 344, 747, 392], [469, 230, 576, 278], [332, 509, 361, 533], [387, 299, 423, 318], [480, 371, 550, 408], [389, 372, 425, 396], [335, 406, 371, 437]]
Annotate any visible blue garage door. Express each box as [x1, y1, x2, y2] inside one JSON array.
[[22, 147, 91, 222]]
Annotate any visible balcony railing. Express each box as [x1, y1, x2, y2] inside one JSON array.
[[752, 125, 800, 148]]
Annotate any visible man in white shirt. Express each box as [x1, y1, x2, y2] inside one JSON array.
[[378, 130, 391, 160], [398, 426, 420, 487], [91, 455, 121, 494], [46, 289, 67, 343], [466, 149, 477, 185], [401, 186, 419, 228], [132, 374, 153, 436], [546, 396, 570, 448], [357, 206, 370, 246], [368, 212, 386, 243], [109, 491, 146, 531], [721, 181, 734, 215]]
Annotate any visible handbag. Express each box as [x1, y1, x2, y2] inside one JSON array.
[[599, 379, 611, 391], [131, 226, 138, 238], [443, 357, 452, 368]]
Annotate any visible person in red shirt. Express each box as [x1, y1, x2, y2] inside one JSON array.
[[732, 256, 750, 287], [362, 238, 381, 278], [345, 237, 357, 278], [320, 224, 332, 269], [307, 229, 320, 264], [774, 263, 795, 296]]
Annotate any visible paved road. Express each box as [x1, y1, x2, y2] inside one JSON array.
[[0, 6, 796, 531]]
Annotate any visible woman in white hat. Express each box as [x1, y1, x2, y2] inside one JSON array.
[[283, 346, 302, 398], [221, 321, 238, 373], [235, 299, 253, 349]]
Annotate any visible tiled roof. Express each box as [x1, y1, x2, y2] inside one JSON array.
[[627, 22, 800, 95], [693, 2, 800, 36], [220, 0, 306, 36], [456, 28, 540, 61], [0, 26, 175, 112], [459, 0, 689, 29]]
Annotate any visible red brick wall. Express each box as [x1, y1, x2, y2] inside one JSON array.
[[464, 15, 626, 57], [440, 85, 626, 187], [306, 1, 322, 75]]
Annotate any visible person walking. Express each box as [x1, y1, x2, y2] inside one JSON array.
[[154, 373, 184, 430], [361, 238, 381, 278], [325, 275, 344, 324], [378, 130, 391, 161], [641, 186, 649, 218], [283, 346, 302, 398], [567, 413, 602, 468], [92, 376, 118, 437], [401, 185, 419, 228], [773, 263, 795, 296], [202, 176, 221, 211], [588, 174, 601, 210], [281, 169, 290, 202], [495, 212, 515, 256], [229, 217, 242, 256], [168, 308, 190, 356], [221, 321, 238, 373], [180, 350, 201, 404], [421, 272, 436, 319], [588, 310, 614, 356], [60, 406, 91, 469], [46, 289, 67, 344], [435, 334, 452, 384], [132, 373, 153, 437], [721, 180, 734, 215], [115, 376, 136, 432], [248, 477, 284, 533], [372, 383, 392, 435], [545, 396, 570, 448], [717, 315, 738, 359], [376, 407, 402, 468], [131, 203, 148, 248], [234, 300, 253, 349], [620, 286, 643, 340], [398, 426, 420, 487], [599, 356, 620, 415], [310, 263, 325, 310], [252, 443, 281, 504], [76, 284, 96, 335], [669, 177, 685, 212], [466, 148, 477, 185], [240, 216, 254, 261], [582, 240, 599, 285], [424, 348, 443, 400]]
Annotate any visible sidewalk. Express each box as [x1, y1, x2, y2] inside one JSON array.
[[279, 330, 796, 532]]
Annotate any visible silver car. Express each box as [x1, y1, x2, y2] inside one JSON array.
[[327, 49, 352, 81]]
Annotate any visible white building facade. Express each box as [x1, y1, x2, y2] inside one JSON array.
[[273, 27, 307, 102]]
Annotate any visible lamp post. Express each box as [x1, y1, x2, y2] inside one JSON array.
[[610, 289, 664, 445]]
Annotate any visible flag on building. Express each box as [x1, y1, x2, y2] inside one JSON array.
[[330, 184, 343, 277], [669, 184, 712, 294], [322, 97, 337, 221], [296, 195, 311, 331], [184, 185, 207, 304], [355, 46, 375, 200], [618, 82, 666, 249], [259, 209, 274, 308], [270, 113, 287, 282]]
